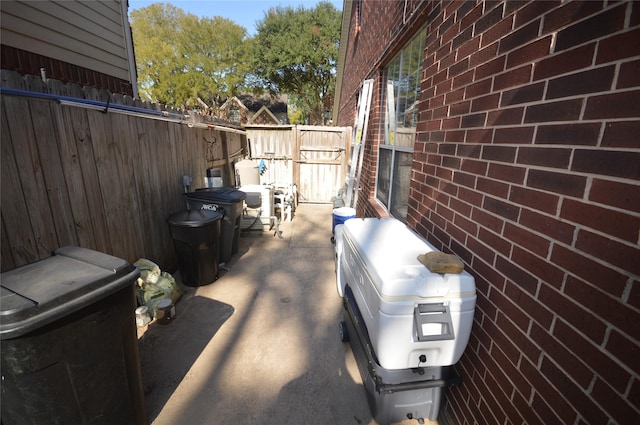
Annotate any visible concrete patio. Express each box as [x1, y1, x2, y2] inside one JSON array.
[[137, 203, 437, 425]]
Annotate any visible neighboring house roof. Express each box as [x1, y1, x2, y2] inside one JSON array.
[[218, 94, 289, 125], [0, 0, 138, 97], [248, 105, 281, 125]]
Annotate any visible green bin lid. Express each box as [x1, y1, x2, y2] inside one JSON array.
[[0, 246, 138, 339], [166, 209, 223, 227]]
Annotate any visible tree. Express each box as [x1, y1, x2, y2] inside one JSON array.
[[250, 2, 341, 125], [130, 3, 251, 109]]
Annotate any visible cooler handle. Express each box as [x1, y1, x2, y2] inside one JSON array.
[[414, 303, 455, 341]]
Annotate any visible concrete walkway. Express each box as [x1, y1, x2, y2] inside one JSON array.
[[137, 203, 434, 425]]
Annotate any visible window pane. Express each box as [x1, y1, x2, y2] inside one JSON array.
[[390, 151, 412, 221], [377, 148, 392, 208]]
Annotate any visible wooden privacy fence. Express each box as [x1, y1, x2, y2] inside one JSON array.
[[245, 124, 351, 203], [1, 71, 247, 272]]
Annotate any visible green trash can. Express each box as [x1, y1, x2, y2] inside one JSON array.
[[167, 208, 223, 286], [183, 187, 247, 263], [0, 246, 146, 425]]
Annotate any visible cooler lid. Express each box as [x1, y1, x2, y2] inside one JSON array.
[[187, 187, 247, 202], [343, 218, 476, 299], [167, 209, 222, 227], [0, 246, 137, 339]]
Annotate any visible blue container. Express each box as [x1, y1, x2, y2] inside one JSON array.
[[332, 207, 356, 233]]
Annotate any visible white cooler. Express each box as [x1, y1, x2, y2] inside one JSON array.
[[340, 217, 476, 370]]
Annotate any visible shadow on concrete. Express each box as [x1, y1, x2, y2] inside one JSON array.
[[138, 295, 234, 422]]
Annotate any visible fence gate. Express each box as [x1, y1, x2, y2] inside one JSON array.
[[245, 125, 351, 204]]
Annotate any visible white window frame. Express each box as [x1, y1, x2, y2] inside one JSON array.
[[376, 29, 426, 221]]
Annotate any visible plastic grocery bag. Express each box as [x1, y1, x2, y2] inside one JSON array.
[[134, 259, 182, 318]]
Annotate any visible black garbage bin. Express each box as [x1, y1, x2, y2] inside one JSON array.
[[183, 187, 247, 263], [167, 208, 222, 286], [0, 246, 146, 425]]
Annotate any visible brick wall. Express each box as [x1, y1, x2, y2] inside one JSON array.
[[337, 1, 640, 423], [1, 45, 135, 96]]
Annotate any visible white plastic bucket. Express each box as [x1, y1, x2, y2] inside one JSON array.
[[332, 207, 356, 233]]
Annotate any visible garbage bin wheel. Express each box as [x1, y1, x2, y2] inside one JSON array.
[[339, 321, 349, 342]]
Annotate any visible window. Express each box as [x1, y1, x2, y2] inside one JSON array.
[[229, 106, 240, 122], [376, 29, 425, 221]]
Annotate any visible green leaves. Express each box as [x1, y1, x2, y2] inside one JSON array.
[[131, 3, 250, 108], [251, 1, 341, 124], [130, 1, 341, 124]]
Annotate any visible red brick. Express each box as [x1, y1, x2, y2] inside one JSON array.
[[590, 178, 640, 214], [538, 282, 608, 343], [461, 112, 487, 128], [542, 1, 605, 34], [628, 280, 640, 311], [452, 68, 474, 89], [514, 0, 561, 28], [561, 198, 640, 243], [469, 40, 500, 67], [475, 55, 506, 80], [533, 42, 596, 81], [617, 58, 640, 89], [500, 82, 544, 106], [458, 186, 483, 207], [471, 93, 500, 112], [496, 256, 538, 295], [509, 186, 559, 215], [456, 143, 482, 158], [481, 145, 516, 162], [591, 377, 640, 425], [478, 227, 512, 257], [606, 328, 640, 376], [480, 370, 509, 424], [524, 99, 583, 123], [465, 128, 493, 144], [504, 281, 554, 328], [535, 122, 601, 146], [517, 146, 571, 168], [497, 310, 542, 361], [596, 27, 640, 64], [478, 177, 512, 200], [505, 222, 550, 257], [466, 234, 496, 265], [530, 323, 594, 389], [576, 229, 640, 276], [494, 64, 533, 91], [465, 78, 492, 98], [456, 36, 481, 62], [540, 357, 610, 424], [474, 3, 505, 35], [498, 19, 541, 54], [572, 149, 640, 180], [526, 169, 586, 197], [520, 358, 577, 424], [486, 107, 524, 126], [488, 163, 525, 184], [493, 126, 534, 144], [489, 288, 530, 331], [584, 90, 640, 119], [452, 170, 476, 189], [550, 245, 629, 297], [546, 65, 615, 99], [553, 319, 632, 393], [555, 4, 627, 52], [506, 36, 552, 69], [565, 275, 640, 341], [472, 207, 505, 233], [513, 246, 566, 287], [460, 158, 487, 176]]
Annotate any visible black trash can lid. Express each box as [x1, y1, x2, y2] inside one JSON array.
[[167, 209, 223, 227], [0, 246, 138, 339], [185, 187, 247, 203]]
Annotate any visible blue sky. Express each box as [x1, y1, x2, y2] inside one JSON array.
[[128, 0, 343, 36]]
